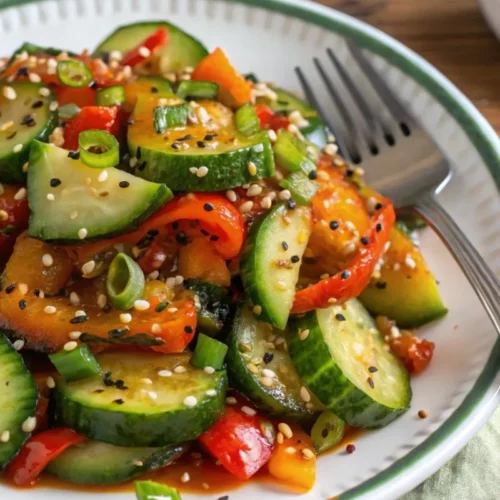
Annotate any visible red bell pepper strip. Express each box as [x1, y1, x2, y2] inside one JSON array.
[[121, 27, 169, 67], [63, 106, 121, 150], [254, 103, 290, 131], [6, 428, 85, 486], [292, 203, 396, 313], [199, 406, 274, 480]]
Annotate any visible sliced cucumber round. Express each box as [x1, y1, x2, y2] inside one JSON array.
[[288, 300, 411, 428], [240, 203, 312, 329], [46, 439, 188, 484], [54, 351, 227, 447], [93, 21, 208, 73], [0, 333, 38, 468], [0, 82, 58, 183], [27, 141, 172, 243], [128, 98, 275, 192], [227, 302, 319, 420]]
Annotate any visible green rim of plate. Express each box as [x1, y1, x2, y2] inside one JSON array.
[[0, 0, 499, 498]]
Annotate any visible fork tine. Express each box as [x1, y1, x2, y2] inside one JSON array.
[[346, 40, 414, 134], [294, 66, 353, 162]]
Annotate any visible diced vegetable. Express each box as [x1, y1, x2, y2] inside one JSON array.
[[49, 344, 102, 383], [96, 85, 125, 107], [279, 171, 319, 205], [56, 60, 93, 88], [135, 481, 182, 500], [121, 27, 169, 68], [176, 80, 219, 100], [311, 411, 345, 453], [58, 103, 81, 120], [235, 103, 261, 136], [153, 103, 189, 133], [106, 253, 145, 310], [78, 129, 120, 169], [273, 129, 317, 176], [190, 333, 228, 371]]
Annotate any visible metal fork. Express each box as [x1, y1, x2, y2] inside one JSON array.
[[295, 41, 500, 335]]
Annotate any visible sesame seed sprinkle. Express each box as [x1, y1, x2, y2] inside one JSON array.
[[0, 431, 10, 443], [134, 299, 150, 311], [14, 187, 26, 200], [46, 376, 56, 389], [22, 416, 37, 433], [241, 405, 256, 416], [158, 370, 172, 377], [64, 341, 78, 352], [81, 260, 96, 275], [184, 396, 197, 407], [2, 86, 17, 100], [78, 228, 88, 239], [13, 339, 25, 351], [44, 305, 57, 314], [42, 253, 53, 267], [69, 331, 82, 340], [120, 313, 132, 324], [204, 366, 216, 374]]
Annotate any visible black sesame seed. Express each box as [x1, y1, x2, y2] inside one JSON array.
[[209, 235, 219, 242], [360, 237, 370, 245], [281, 241, 289, 251], [218, 496, 230, 500], [287, 199, 297, 209], [335, 313, 346, 321], [115, 379, 127, 390], [367, 377, 375, 389], [67, 150, 80, 160], [171, 142, 180, 150], [172, 222, 179, 230], [321, 428, 329, 438], [138, 161, 147, 171], [113, 398, 125, 405], [375, 281, 387, 290], [175, 231, 189, 246], [341, 270, 351, 280], [197, 140, 206, 148], [119, 181, 130, 188], [204, 134, 216, 141], [263, 352, 274, 364], [376, 223, 382, 232], [50, 178, 62, 188], [31, 100, 44, 109], [329, 220, 339, 230], [368, 366, 378, 373], [203, 202, 214, 212], [7, 131, 17, 140], [177, 134, 193, 141], [89, 81, 98, 90], [151, 86, 159, 93], [18, 299, 27, 310], [147, 229, 159, 237], [33, 289, 40, 297], [16, 66, 29, 77], [108, 328, 127, 339], [308, 170, 318, 180], [375, 202, 383, 210], [291, 255, 300, 263], [5, 284, 16, 294], [93, 389, 105, 394], [200, 228, 209, 236], [346, 169, 354, 177], [184, 325, 193, 334], [21, 114, 35, 127], [70, 315, 88, 324]]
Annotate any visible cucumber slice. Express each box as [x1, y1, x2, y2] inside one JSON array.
[[93, 21, 208, 73], [240, 203, 312, 329], [46, 440, 188, 485], [0, 333, 38, 468], [54, 351, 227, 447], [227, 303, 318, 420], [311, 411, 345, 453], [27, 141, 171, 243], [0, 82, 58, 183], [128, 98, 275, 192], [288, 299, 411, 428]]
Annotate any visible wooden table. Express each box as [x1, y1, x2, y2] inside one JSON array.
[[315, 0, 500, 134]]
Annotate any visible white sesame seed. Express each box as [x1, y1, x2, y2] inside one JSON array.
[[226, 189, 237, 202], [138, 46, 151, 58], [324, 143, 339, 156], [97, 170, 108, 182], [189, 167, 198, 175], [13, 339, 25, 351], [404, 254, 416, 269], [0, 209, 8, 221], [278, 422, 293, 439], [38, 291, 45, 299], [147, 270, 159, 280], [0, 121, 13, 132], [184, 395, 197, 407], [151, 323, 162, 334], [205, 389, 217, 396], [120, 313, 132, 324], [2, 86, 17, 100], [39, 87, 50, 97], [64, 341, 78, 352], [167, 307, 178, 313], [175, 275, 184, 285], [260, 376, 274, 387], [261, 368, 276, 378], [226, 396, 237, 405], [49, 101, 59, 112], [46, 193, 55, 201], [70, 210, 78, 220], [248, 161, 257, 176], [14, 187, 26, 200], [78, 228, 88, 239], [148, 391, 158, 400], [259, 196, 272, 209], [41, 253, 53, 267], [268, 129, 277, 142], [18, 283, 28, 295], [302, 448, 315, 460], [133, 460, 144, 467], [68, 291, 80, 306], [21, 416, 37, 433], [134, 299, 150, 311], [29, 72, 41, 83], [300, 386, 311, 402], [44, 305, 57, 314], [239, 200, 254, 214], [81, 260, 96, 275], [241, 405, 256, 416], [203, 366, 216, 375], [97, 294, 107, 309], [69, 331, 82, 340], [0, 431, 10, 443], [174, 365, 187, 374], [75, 310, 86, 317], [246, 184, 262, 197], [285, 446, 297, 454], [158, 370, 172, 377], [390, 325, 401, 339], [299, 329, 310, 341], [140, 378, 153, 385], [46, 376, 56, 389], [129, 157, 138, 168], [166, 277, 176, 288], [278, 189, 291, 201], [180, 472, 191, 483], [196, 166, 209, 178]]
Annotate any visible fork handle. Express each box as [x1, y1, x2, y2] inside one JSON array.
[[415, 194, 500, 335]]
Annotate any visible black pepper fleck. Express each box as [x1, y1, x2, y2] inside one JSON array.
[[70, 315, 88, 324], [31, 100, 44, 109], [113, 398, 125, 405]]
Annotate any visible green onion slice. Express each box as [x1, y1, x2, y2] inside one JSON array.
[[134, 481, 181, 500], [176, 80, 219, 100], [58, 103, 81, 120], [153, 103, 190, 134], [56, 60, 93, 88], [311, 411, 345, 453], [190, 333, 228, 370], [106, 253, 145, 310], [96, 85, 126, 107], [78, 129, 120, 169], [49, 344, 102, 383], [235, 103, 260, 136]]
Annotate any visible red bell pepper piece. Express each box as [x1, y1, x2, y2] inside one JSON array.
[[56, 85, 96, 108], [254, 103, 290, 131], [292, 202, 396, 313], [121, 27, 169, 67], [0, 184, 29, 268], [199, 406, 274, 480], [6, 428, 85, 486], [389, 333, 435, 374], [63, 106, 121, 150]]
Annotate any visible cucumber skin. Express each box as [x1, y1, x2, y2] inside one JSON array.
[[288, 312, 411, 429], [226, 304, 315, 421], [54, 371, 227, 447], [130, 136, 275, 192], [0, 85, 58, 184], [46, 441, 188, 485]]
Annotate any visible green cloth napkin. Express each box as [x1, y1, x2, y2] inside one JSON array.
[[402, 407, 500, 499]]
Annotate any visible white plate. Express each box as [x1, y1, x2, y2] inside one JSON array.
[[0, 1, 499, 499]]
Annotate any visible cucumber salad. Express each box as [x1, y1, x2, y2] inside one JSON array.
[[0, 21, 447, 499]]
